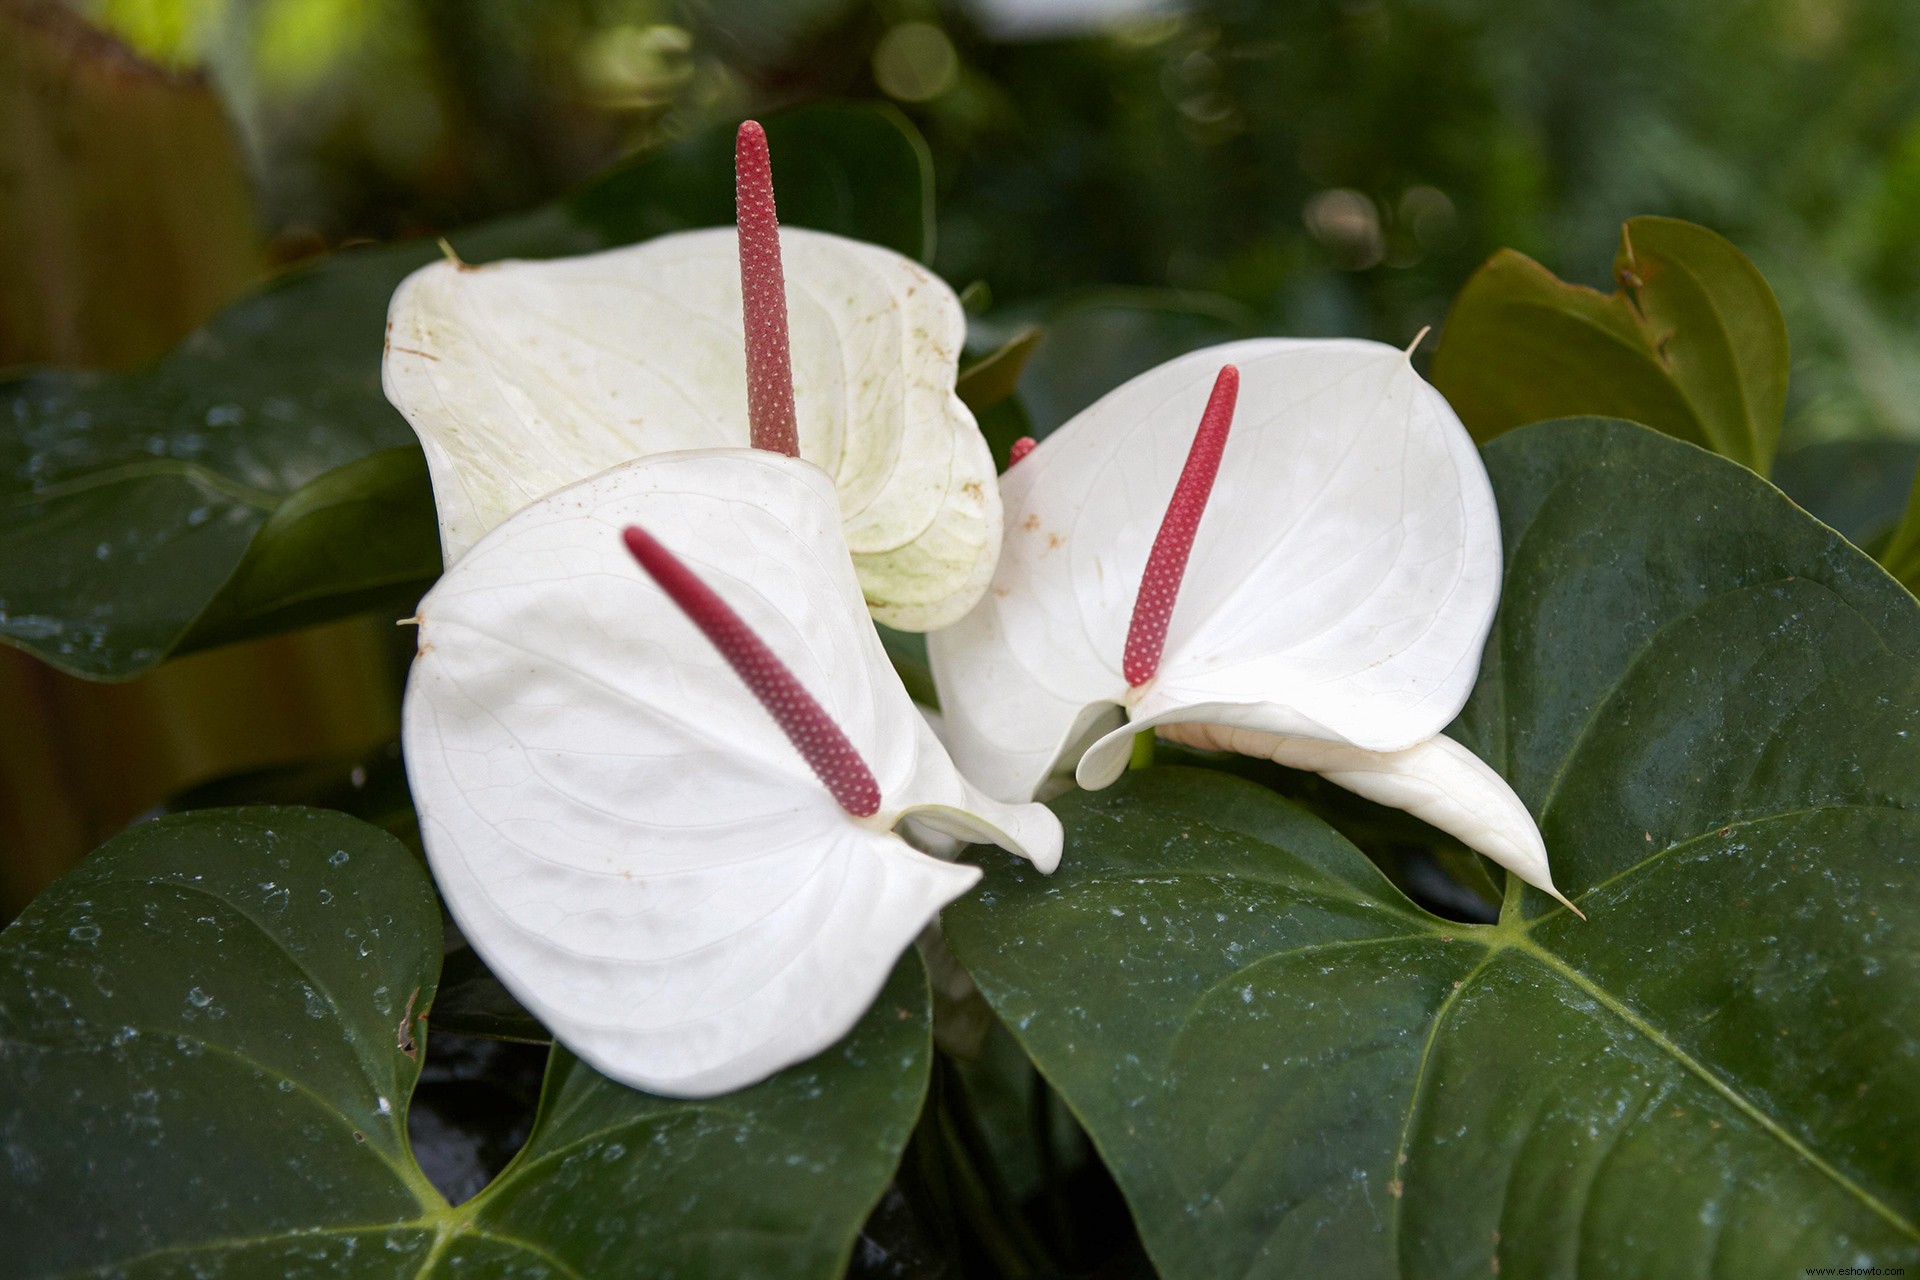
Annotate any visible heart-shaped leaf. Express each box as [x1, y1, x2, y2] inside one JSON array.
[[1431, 217, 1789, 475], [946, 419, 1920, 1278], [1, 806, 932, 1277], [0, 104, 932, 679]]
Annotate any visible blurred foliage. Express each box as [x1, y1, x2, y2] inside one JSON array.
[[0, 1, 260, 368], [54, 0, 1920, 454], [1432, 216, 1789, 474]]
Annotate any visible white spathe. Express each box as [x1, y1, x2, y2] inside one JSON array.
[[1156, 724, 1557, 900], [384, 226, 999, 631], [928, 337, 1570, 905], [403, 450, 1060, 1098]]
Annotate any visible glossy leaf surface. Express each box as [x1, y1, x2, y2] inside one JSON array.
[[947, 420, 1920, 1278], [0, 104, 931, 678], [1, 806, 934, 1277], [1431, 217, 1788, 474]]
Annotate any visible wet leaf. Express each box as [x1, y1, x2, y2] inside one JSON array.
[[1, 806, 934, 1277], [946, 420, 1920, 1277], [0, 103, 934, 679], [1431, 217, 1788, 474]]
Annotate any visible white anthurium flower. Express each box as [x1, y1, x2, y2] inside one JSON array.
[[403, 448, 1061, 1098], [383, 121, 998, 631], [928, 337, 1578, 912]]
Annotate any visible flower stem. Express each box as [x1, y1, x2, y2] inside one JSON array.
[[1129, 730, 1157, 770]]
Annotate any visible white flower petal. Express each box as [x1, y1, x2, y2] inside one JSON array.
[[930, 337, 1501, 802], [384, 227, 999, 629], [403, 449, 1058, 1097], [1157, 723, 1572, 909]]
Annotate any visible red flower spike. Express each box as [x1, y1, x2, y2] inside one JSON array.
[[1007, 437, 1038, 467], [623, 526, 882, 817], [735, 121, 801, 458], [1122, 365, 1239, 688]]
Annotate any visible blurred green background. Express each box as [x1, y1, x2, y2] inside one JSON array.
[[8, 0, 1920, 916], [63, 0, 1920, 443]]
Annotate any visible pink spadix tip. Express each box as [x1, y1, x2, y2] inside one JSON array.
[[1122, 364, 1239, 688], [622, 525, 882, 818], [1007, 437, 1037, 467], [736, 121, 800, 458]]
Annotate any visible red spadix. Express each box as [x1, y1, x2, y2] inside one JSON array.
[[1122, 364, 1239, 688], [623, 525, 881, 817], [735, 121, 800, 457]]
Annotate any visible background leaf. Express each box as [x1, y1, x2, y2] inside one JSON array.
[[0, 103, 933, 679], [946, 419, 1920, 1278], [1773, 439, 1920, 549], [1430, 217, 1789, 474], [1, 805, 935, 1278], [955, 326, 1042, 414], [1011, 289, 1254, 437], [0, 4, 260, 370], [1878, 466, 1920, 594]]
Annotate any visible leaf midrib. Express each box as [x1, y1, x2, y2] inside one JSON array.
[[1, 457, 281, 513], [1030, 832, 1920, 1263], [1512, 938, 1920, 1242], [46, 1218, 591, 1280]]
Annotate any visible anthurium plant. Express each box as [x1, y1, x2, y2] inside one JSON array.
[[3, 107, 1916, 1280]]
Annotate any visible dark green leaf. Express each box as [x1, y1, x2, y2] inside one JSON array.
[[564, 103, 934, 265], [878, 623, 937, 708], [2, 806, 934, 1277], [0, 807, 446, 1276], [1014, 290, 1255, 436], [457, 955, 931, 1280], [1773, 439, 1920, 549], [1874, 464, 1920, 596], [946, 420, 1920, 1277], [432, 925, 548, 1045], [164, 742, 419, 850], [1431, 217, 1789, 474], [973, 394, 1036, 475], [0, 103, 934, 679], [956, 326, 1042, 414]]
